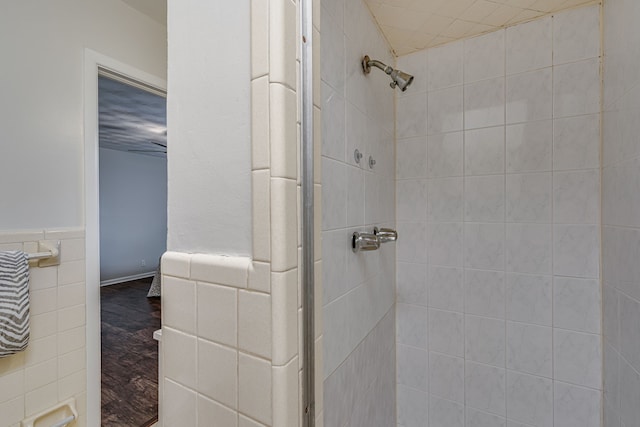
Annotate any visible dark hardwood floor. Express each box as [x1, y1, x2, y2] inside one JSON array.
[[101, 277, 161, 427]]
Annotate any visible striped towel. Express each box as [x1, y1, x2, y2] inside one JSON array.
[[0, 251, 30, 357]]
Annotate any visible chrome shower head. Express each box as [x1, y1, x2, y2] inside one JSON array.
[[362, 55, 415, 92]]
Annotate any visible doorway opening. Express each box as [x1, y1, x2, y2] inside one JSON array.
[[98, 71, 166, 426], [83, 60, 167, 426]]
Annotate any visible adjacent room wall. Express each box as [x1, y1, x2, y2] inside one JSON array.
[[395, 6, 602, 426], [321, 0, 396, 424], [602, 0, 640, 425], [99, 148, 167, 284], [0, 0, 166, 231], [0, 2, 166, 426]]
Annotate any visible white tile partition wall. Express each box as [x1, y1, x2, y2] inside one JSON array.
[[0, 229, 87, 427], [162, 0, 322, 425], [602, 0, 640, 426], [395, 5, 602, 426], [321, 0, 396, 425]]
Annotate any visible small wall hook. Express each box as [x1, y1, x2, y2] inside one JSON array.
[[369, 156, 376, 169]]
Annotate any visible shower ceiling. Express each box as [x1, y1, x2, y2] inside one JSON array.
[[117, 0, 597, 59], [364, 0, 597, 55]]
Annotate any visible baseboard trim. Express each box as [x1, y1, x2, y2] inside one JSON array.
[[100, 271, 156, 287]]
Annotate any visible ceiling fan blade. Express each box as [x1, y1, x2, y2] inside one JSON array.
[[128, 149, 167, 153]]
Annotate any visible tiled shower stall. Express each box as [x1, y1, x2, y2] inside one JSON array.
[[319, 0, 640, 425]]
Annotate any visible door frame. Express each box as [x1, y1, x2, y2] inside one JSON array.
[[83, 49, 167, 426]]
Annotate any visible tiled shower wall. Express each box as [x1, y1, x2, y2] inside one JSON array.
[[395, 5, 602, 426], [602, 0, 640, 426], [320, 0, 396, 425], [0, 229, 87, 427]]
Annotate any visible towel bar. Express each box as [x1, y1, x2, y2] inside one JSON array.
[[49, 415, 75, 427], [26, 241, 60, 267]]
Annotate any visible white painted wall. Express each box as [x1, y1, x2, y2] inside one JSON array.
[[166, 0, 252, 256], [99, 148, 167, 283], [0, 0, 167, 231]]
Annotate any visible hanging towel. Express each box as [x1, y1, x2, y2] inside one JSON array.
[[0, 251, 30, 357]]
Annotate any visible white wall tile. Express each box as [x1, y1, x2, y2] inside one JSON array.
[[619, 294, 640, 373], [427, 132, 463, 178], [397, 179, 427, 221], [464, 127, 505, 176], [163, 328, 197, 390], [553, 5, 601, 65], [397, 344, 428, 391], [428, 178, 463, 222], [467, 408, 506, 427], [506, 371, 553, 427], [429, 309, 464, 357], [465, 78, 505, 130], [553, 58, 601, 118], [553, 381, 601, 427], [397, 303, 428, 349], [464, 175, 505, 223], [506, 68, 552, 124], [238, 291, 271, 359], [164, 379, 197, 427], [430, 352, 464, 402], [506, 121, 552, 173], [163, 276, 196, 334], [465, 316, 505, 367], [506, 322, 552, 377], [429, 266, 464, 312], [506, 173, 552, 223], [553, 224, 600, 278], [398, 222, 428, 264], [506, 274, 552, 326], [430, 395, 464, 427], [464, 269, 505, 319], [321, 82, 346, 162], [397, 92, 428, 138], [554, 329, 602, 389], [464, 223, 504, 271], [238, 353, 272, 425], [553, 169, 600, 224], [397, 262, 428, 306], [553, 277, 601, 333], [197, 282, 237, 347], [428, 41, 463, 91], [465, 361, 506, 416], [506, 223, 552, 275], [506, 17, 552, 75], [553, 115, 600, 171], [198, 395, 237, 427], [464, 31, 506, 83], [198, 339, 237, 409], [397, 384, 428, 427], [321, 158, 347, 230], [619, 358, 640, 427], [397, 50, 428, 95], [347, 167, 365, 227], [397, 137, 428, 179], [428, 222, 463, 267], [428, 86, 463, 135]]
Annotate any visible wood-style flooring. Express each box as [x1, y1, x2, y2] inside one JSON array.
[[101, 277, 161, 427]]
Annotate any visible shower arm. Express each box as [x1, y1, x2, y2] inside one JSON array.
[[362, 55, 393, 75]]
